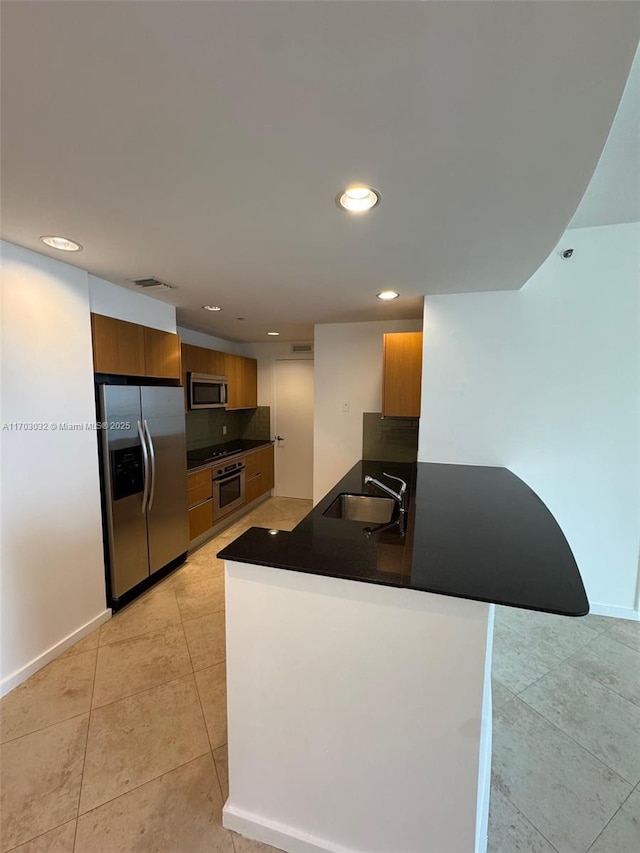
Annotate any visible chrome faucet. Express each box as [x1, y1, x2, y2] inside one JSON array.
[[363, 513, 406, 539], [363, 472, 408, 515]]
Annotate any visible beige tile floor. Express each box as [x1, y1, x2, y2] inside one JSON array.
[[489, 608, 640, 853], [1, 495, 639, 853]]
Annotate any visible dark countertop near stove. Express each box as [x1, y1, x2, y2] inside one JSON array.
[[187, 439, 273, 471], [217, 460, 589, 616]]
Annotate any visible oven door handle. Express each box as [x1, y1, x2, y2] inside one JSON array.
[[214, 468, 245, 485]]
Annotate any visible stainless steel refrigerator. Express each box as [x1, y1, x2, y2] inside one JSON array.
[[98, 385, 189, 605]]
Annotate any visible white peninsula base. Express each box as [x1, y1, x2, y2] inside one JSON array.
[[223, 559, 494, 853]]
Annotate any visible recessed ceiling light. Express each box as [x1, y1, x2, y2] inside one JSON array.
[[202, 305, 222, 312], [267, 331, 280, 336], [377, 290, 399, 301], [40, 235, 82, 252], [337, 185, 380, 213]]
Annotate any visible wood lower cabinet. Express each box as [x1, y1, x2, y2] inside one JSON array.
[[382, 332, 423, 418], [189, 500, 214, 541], [187, 469, 214, 541], [91, 313, 180, 379], [244, 444, 274, 504], [260, 444, 275, 492], [225, 353, 258, 409], [187, 444, 273, 544], [188, 469, 212, 507], [245, 472, 265, 505]]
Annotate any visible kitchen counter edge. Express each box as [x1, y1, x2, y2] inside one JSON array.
[[218, 460, 590, 617]]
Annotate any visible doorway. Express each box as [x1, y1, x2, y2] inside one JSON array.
[[273, 359, 313, 499]]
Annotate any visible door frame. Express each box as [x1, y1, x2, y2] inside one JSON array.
[[272, 357, 314, 499]]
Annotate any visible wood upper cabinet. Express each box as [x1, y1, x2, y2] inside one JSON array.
[[382, 332, 423, 418], [181, 344, 225, 377], [225, 353, 258, 409], [91, 313, 180, 379], [91, 314, 145, 375], [143, 327, 181, 379]]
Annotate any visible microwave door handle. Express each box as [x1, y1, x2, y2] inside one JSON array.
[[222, 382, 227, 406], [143, 419, 157, 511], [137, 420, 150, 513]]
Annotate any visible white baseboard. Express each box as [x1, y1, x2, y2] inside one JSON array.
[[588, 603, 639, 621], [0, 608, 112, 697], [223, 803, 357, 853]]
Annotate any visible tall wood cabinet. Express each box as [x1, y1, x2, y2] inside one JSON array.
[[91, 313, 181, 379], [224, 353, 258, 409], [382, 332, 423, 418]]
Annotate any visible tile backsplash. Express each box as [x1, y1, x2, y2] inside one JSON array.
[[362, 412, 418, 462], [240, 406, 271, 440], [185, 407, 271, 451]]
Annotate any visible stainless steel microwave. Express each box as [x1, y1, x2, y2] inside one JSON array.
[[188, 373, 228, 409]]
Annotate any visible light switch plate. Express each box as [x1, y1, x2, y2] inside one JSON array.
[[342, 401, 350, 413]]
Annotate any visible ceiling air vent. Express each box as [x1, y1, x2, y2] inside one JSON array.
[[291, 343, 313, 354], [131, 277, 176, 292]]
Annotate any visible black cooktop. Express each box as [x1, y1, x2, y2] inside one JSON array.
[[187, 439, 271, 469]]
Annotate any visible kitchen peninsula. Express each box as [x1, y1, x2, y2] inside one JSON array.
[[219, 461, 588, 853]]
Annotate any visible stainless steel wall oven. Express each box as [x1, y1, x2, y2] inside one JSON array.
[[212, 460, 246, 521]]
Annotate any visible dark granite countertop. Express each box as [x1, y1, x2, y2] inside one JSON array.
[[187, 439, 273, 471], [218, 460, 589, 616]]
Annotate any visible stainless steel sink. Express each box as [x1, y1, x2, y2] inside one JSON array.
[[323, 493, 396, 523]]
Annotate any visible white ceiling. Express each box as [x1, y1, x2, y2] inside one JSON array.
[[569, 45, 640, 230], [1, 1, 638, 342]]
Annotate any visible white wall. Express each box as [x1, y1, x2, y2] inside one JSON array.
[[246, 339, 314, 415], [177, 325, 246, 355], [1, 242, 110, 692], [314, 320, 422, 504], [224, 559, 491, 853], [90, 274, 176, 332], [419, 223, 640, 617]]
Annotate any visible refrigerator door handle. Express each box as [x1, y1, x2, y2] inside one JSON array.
[[137, 419, 151, 514], [144, 419, 157, 511]]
